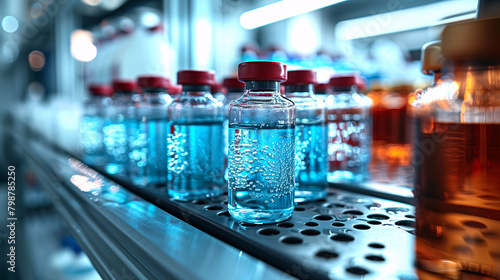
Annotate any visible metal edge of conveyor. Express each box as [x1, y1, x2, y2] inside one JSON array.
[[14, 134, 200, 280]]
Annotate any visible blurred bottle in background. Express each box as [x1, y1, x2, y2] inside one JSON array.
[[167, 70, 225, 201], [414, 19, 500, 278], [326, 75, 372, 183], [129, 76, 172, 186], [228, 61, 295, 224], [210, 82, 227, 104], [314, 83, 331, 101], [80, 85, 113, 166], [283, 70, 327, 202]]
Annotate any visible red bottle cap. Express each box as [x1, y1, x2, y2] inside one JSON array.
[[210, 83, 227, 94], [223, 77, 245, 89], [168, 84, 183, 95], [177, 70, 215, 85], [137, 75, 170, 90], [238, 61, 287, 82], [112, 80, 137, 92], [329, 75, 357, 88], [283, 69, 317, 85], [314, 83, 330, 93], [89, 84, 113, 97], [356, 76, 366, 91]]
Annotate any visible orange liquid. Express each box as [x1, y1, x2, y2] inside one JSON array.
[[415, 122, 500, 278]]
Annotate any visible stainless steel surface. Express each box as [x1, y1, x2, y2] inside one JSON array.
[[15, 134, 295, 280]]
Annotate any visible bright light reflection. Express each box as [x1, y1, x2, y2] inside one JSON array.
[[336, 0, 477, 40], [71, 29, 97, 62], [2, 16, 19, 33], [70, 174, 103, 192], [240, 0, 347, 30]]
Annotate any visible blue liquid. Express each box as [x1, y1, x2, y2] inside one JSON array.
[[227, 126, 295, 224], [167, 122, 225, 201], [80, 116, 106, 165], [294, 123, 328, 202], [103, 121, 128, 174], [128, 119, 168, 186], [327, 111, 370, 183]]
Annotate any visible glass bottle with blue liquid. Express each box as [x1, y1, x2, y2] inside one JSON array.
[[167, 70, 225, 201], [102, 81, 137, 174], [228, 61, 296, 224], [325, 75, 372, 183], [283, 70, 328, 202], [80, 85, 113, 166], [222, 77, 245, 179], [129, 76, 173, 186]]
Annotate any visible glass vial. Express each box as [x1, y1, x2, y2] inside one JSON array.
[[413, 19, 500, 279], [325, 75, 372, 183], [129, 76, 172, 186], [283, 70, 328, 202], [167, 70, 225, 201], [80, 85, 113, 166], [228, 61, 296, 224]]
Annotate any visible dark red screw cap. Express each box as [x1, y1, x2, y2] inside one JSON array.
[[356, 76, 366, 91], [137, 75, 170, 90], [223, 77, 245, 89], [168, 84, 183, 95], [314, 83, 330, 93], [177, 70, 215, 85], [238, 61, 287, 82], [89, 84, 113, 97], [211, 83, 227, 94], [283, 69, 317, 85], [113, 80, 137, 92], [329, 75, 357, 88]]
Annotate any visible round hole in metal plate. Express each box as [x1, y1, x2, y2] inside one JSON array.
[[405, 214, 415, 219], [240, 222, 256, 227], [367, 220, 382, 225], [395, 220, 415, 228], [315, 250, 339, 259], [300, 229, 321, 236], [346, 266, 370, 275], [277, 222, 294, 228], [204, 205, 223, 211], [192, 199, 209, 205], [332, 222, 345, 227], [258, 228, 280, 236], [314, 215, 333, 221], [353, 224, 371, 230], [367, 214, 390, 220], [217, 211, 230, 217], [368, 242, 385, 249], [330, 233, 355, 242], [342, 210, 364, 216], [305, 221, 319, 227], [280, 236, 303, 245], [462, 220, 487, 229], [365, 255, 385, 262]]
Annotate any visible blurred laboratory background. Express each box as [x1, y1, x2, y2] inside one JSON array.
[[0, 0, 485, 280]]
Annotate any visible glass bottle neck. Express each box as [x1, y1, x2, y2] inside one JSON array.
[[332, 85, 357, 94], [244, 81, 280, 95], [182, 85, 211, 96], [141, 91, 166, 103], [284, 84, 314, 96]]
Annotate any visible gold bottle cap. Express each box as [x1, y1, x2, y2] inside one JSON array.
[[442, 18, 500, 63], [421, 41, 443, 75]]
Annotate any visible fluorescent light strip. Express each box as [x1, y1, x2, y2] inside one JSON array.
[[240, 0, 347, 30], [335, 0, 478, 40]]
